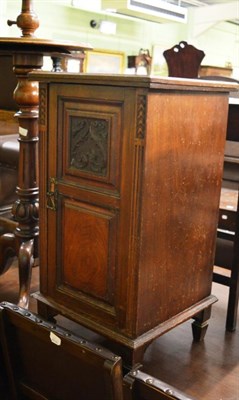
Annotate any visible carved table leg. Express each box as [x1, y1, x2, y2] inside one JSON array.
[[0, 53, 43, 307], [12, 53, 42, 308], [192, 306, 212, 341], [18, 239, 34, 308]]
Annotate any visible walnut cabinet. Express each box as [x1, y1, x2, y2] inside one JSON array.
[[32, 73, 236, 365]]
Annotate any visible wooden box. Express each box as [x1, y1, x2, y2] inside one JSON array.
[[199, 65, 233, 78]]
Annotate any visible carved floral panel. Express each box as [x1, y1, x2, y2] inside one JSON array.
[[69, 116, 109, 177]]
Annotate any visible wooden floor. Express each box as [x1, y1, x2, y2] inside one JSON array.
[[0, 263, 238, 400]]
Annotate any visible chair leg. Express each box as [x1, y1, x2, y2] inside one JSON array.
[[0, 233, 17, 276], [226, 261, 239, 331]]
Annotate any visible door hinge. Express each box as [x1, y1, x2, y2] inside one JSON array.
[[46, 177, 57, 211]]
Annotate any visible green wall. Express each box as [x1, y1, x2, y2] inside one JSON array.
[[2, 0, 239, 78]]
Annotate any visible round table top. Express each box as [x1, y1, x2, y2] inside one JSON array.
[[0, 37, 92, 55]]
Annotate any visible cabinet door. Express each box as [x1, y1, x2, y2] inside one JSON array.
[[40, 84, 137, 330]]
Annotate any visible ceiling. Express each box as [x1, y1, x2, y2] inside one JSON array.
[[167, 0, 235, 5], [74, 0, 239, 32], [100, 0, 239, 30], [166, 0, 239, 25]]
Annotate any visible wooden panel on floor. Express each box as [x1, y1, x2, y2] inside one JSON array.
[[0, 266, 238, 399]]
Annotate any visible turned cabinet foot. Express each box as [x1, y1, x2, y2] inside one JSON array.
[[104, 341, 151, 369], [37, 301, 58, 323], [122, 344, 150, 368], [192, 307, 211, 342]]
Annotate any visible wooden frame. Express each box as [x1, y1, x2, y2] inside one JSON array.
[[84, 50, 124, 74], [0, 301, 124, 400]]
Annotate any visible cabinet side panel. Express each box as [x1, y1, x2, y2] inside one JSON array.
[[137, 92, 228, 333]]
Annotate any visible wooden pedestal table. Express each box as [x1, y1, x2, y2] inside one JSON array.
[[0, 38, 91, 308]]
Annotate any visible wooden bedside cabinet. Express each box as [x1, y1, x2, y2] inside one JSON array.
[[32, 72, 237, 365]]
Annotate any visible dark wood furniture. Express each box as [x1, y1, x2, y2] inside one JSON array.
[[0, 301, 124, 400], [0, 134, 19, 216], [215, 187, 239, 331], [0, 0, 92, 308], [0, 55, 18, 112], [0, 133, 19, 275], [0, 302, 195, 400], [163, 41, 205, 78], [0, 56, 19, 278], [0, 55, 19, 269], [123, 369, 195, 400], [30, 71, 237, 366], [213, 94, 239, 331]]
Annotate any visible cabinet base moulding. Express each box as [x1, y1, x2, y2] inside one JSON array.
[[33, 292, 217, 366]]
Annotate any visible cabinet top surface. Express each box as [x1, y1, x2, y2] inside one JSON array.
[[30, 71, 239, 93]]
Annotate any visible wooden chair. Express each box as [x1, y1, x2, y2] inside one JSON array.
[[213, 95, 239, 331], [163, 41, 205, 78], [0, 55, 19, 277], [0, 301, 124, 400], [0, 134, 19, 216], [123, 369, 195, 400]]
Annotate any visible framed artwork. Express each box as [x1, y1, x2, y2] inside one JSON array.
[[151, 44, 168, 76], [84, 50, 124, 74]]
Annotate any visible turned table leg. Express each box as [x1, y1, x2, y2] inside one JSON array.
[[13, 53, 42, 307], [0, 0, 40, 293], [1, 52, 43, 308], [0, 0, 90, 307], [0, 54, 41, 306], [18, 239, 34, 308]]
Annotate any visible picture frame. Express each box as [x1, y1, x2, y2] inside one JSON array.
[[84, 49, 125, 74], [151, 44, 168, 76]]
